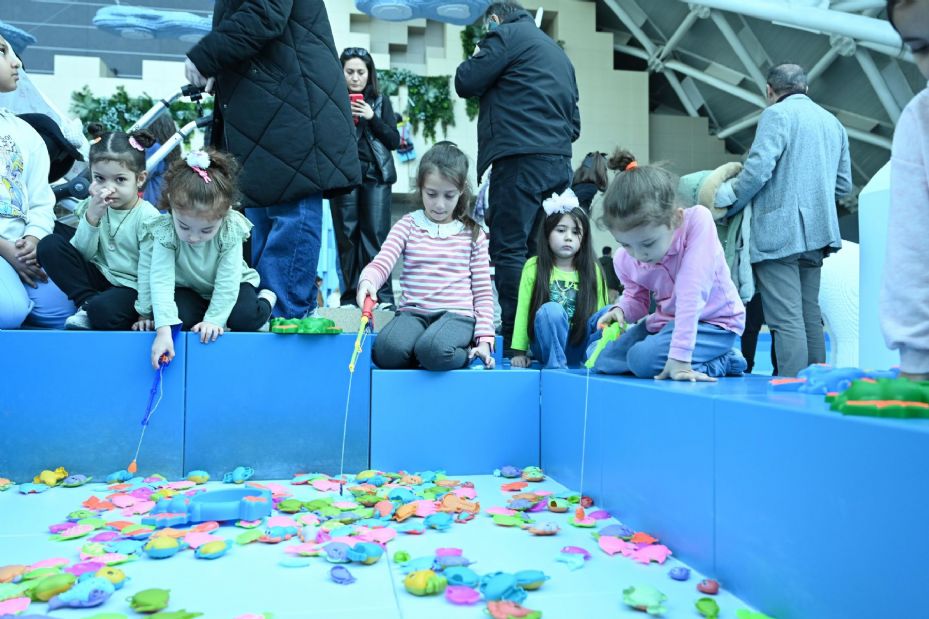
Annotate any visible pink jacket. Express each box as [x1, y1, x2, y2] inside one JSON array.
[[613, 205, 746, 362]]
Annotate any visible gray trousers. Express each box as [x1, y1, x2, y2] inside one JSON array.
[[373, 310, 476, 371], [753, 248, 826, 377]]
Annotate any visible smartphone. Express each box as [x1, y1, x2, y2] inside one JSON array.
[[349, 93, 364, 124]]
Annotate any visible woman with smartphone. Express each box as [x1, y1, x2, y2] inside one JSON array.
[[330, 47, 401, 309]]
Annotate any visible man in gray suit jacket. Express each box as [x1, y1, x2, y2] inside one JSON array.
[[730, 64, 853, 377]]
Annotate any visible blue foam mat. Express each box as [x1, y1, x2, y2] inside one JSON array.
[[0, 331, 186, 480]]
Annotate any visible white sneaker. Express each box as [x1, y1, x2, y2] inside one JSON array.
[[64, 309, 92, 330], [257, 289, 277, 311]]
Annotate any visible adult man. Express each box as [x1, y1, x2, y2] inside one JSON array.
[[730, 64, 852, 377], [186, 0, 361, 319], [455, 1, 580, 353]]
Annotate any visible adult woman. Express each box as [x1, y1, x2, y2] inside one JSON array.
[[331, 47, 400, 308]]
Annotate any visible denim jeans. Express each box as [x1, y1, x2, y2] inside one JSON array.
[[589, 319, 746, 378], [247, 194, 322, 319], [530, 301, 596, 368]]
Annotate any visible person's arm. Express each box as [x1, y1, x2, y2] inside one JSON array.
[[133, 233, 154, 320], [881, 98, 929, 377], [150, 241, 180, 330], [359, 216, 409, 291], [570, 74, 581, 142], [202, 246, 244, 328], [511, 259, 538, 353], [187, 0, 293, 77], [729, 108, 788, 215], [22, 126, 55, 241], [667, 208, 718, 363], [615, 256, 650, 325], [69, 199, 101, 262], [468, 230, 495, 368], [455, 31, 508, 98], [368, 97, 401, 151], [835, 128, 853, 198]]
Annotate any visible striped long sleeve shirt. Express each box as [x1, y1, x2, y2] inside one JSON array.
[[360, 212, 495, 344]]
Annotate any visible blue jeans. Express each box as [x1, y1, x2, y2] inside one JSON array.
[[589, 319, 746, 378], [0, 257, 75, 329], [246, 194, 322, 319], [531, 302, 597, 369]]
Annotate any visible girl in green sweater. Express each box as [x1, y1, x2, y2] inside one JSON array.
[[510, 189, 609, 369], [138, 149, 276, 369], [38, 128, 160, 330]]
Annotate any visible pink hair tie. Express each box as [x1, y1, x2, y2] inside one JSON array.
[[185, 150, 213, 183], [128, 136, 145, 152]]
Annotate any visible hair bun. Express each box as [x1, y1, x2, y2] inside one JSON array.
[[86, 122, 107, 140], [129, 129, 157, 150], [608, 148, 636, 172]]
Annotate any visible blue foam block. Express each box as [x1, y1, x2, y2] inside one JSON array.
[[713, 382, 929, 619], [370, 367, 540, 474], [184, 333, 370, 479], [0, 331, 186, 481], [541, 370, 718, 573]]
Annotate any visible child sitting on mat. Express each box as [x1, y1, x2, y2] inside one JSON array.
[[591, 149, 747, 381], [356, 141, 495, 370], [138, 149, 277, 369]]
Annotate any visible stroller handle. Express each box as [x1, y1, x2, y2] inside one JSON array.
[[127, 86, 207, 134], [146, 114, 214, 174]]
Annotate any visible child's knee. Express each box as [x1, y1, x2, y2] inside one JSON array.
[[373, 337, 416, 369], [626, 344, 663, 378], [0, 293, 30, 329], [36, 233, 67, 263], [414, 338, 467, 371], [536, 301, 567, 322]]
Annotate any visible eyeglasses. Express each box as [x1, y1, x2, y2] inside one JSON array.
[[342, 47, 370, 59]]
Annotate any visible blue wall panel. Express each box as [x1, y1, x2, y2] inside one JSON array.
[[184, 333, 370, 479], [370, 367, 539, 474], [0, 331, 186, 480], [714, 387, 929, 619]]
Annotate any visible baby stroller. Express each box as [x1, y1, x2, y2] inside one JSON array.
[[45, 84, 211, 230]]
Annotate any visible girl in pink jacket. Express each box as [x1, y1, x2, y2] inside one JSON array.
[[591, 149, 747, 381]]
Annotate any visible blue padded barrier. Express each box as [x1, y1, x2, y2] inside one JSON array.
[[541, 369, 718, 574], [370, 367, 540, 474], [0, 331, 186, 480], [183, 333, 371, 480], [713, 378, 929, 619]]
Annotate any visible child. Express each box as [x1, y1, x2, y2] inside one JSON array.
[[570, 151, 609, 212], [140, 149, 276, 369], [357, 141, 495, 370], [37, 128, 160, 330], [0, 36, 76, 329], [592, 149, 747, 381], [881, 0, 929, 381], [510, 189, 608, 369]]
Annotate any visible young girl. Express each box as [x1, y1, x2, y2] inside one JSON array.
[[881, 0, 929, 381], [37, 128, 160, 330], [510, 189, 608, 369], [357, 141, 495, 370], [140, 149, 276, 369], [593, 149, 747, 381], [0, 35, 75, 329], [330, 47, 401, 308]]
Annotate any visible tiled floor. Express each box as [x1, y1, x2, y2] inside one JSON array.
[[0, 475, 764, 618]]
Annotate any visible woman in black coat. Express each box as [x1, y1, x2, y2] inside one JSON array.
[[330, 47, 401, 308]]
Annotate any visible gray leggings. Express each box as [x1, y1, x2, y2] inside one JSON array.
[[373, 310, 476, 371]]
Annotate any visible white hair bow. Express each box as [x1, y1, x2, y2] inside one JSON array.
[[542, 188, 579, 216]]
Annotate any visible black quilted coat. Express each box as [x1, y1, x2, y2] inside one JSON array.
[[187, 0, 361, 208]]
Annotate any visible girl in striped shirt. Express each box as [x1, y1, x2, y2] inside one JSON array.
[[357, 142, 495, 370]]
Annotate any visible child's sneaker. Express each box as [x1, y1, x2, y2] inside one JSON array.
[[64, 309, 92, 330], [257, 289, 277, 311]]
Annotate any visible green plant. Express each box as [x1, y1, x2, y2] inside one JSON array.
[[460, 24, 485, 121], [69, 85, 212, 135], [378, 69, 454, 142]]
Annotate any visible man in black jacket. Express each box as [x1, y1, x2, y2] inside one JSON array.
[[455, 1, 580, 354], [186, 0, 361, 319]]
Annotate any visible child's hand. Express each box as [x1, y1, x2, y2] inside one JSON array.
[[356, 280, 378, 308], [151, 327, 175, 370], [132, 316, 154, 331], [655, 358, 716, 382], [597, 307, 625, 330], [14, 235, 39, 265], [192, 321, 224, 343], [510, 354, 531, 368], [0, 239, 46, 288], [468, 341, 495, 369], [87, 183, 115, 225]]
